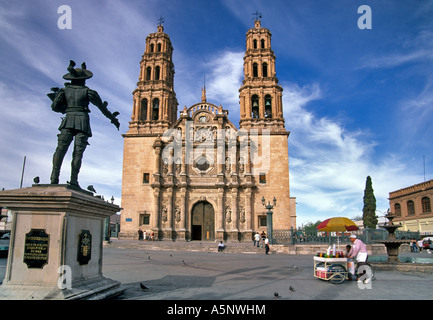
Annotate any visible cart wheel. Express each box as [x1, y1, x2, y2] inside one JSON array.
[[328, 264, 346, 284]]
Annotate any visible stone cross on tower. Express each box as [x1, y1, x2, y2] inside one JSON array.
[[252, 11, 262, 27], [252, 11, 262, 20], [157, 16, 165, 33]]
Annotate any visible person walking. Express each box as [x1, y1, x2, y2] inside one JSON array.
[[265, 236, 270, 255], [254, 232, 260, 247], [418, 239, 424, 253], [412, 240, 419, 253]]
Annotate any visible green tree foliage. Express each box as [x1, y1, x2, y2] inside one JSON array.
[[303, 220, 322, 231], [362, 176, 378, 229]]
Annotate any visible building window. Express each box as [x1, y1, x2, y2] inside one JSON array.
[[265, 95, 272, 118], [259, 216, 267, 227], [251, 95, 259, 119], [155, 66, 161, 80], [259, 173, 266, 184], [195, 156, 210, 172], [150, 44, 154, 52], [407, 200, 415, 215], [157, 43, 162, 52], [262, 63, 268, 77], [146, 67, 152, 81], [422, 197, 431, 214], [152, 98, 160, 120], [141, 98, 148, 121], [253, 63, 258, 77], [394, 203, 401, 216], [140, 214, 150, 225], [253, 39, 257, 49], [143, 173, 150, 184], [261, 39, 265, 49]]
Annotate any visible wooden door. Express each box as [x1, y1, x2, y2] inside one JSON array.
[[191, 202, 214, 241]]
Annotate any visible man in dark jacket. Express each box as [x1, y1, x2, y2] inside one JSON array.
[[49, 60, 120, 188]]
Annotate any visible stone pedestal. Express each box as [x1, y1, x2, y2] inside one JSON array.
[[0, 185, 123, 300]]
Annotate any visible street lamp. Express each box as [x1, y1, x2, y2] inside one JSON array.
[[262, 196, 276, 244]]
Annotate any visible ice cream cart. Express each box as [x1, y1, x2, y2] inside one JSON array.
[[313, 256, 348, 284]]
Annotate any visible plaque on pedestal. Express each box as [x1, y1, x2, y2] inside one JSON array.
[[23, 229, 49, 269], [77, 230, 91, 265]]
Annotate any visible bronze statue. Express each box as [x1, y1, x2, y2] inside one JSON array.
[[48, 60, 120, 189]]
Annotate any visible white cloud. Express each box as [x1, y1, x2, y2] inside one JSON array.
[[359, 30, 433, 70], [283, 82, 419, 225], [205, 51, 244, 108], [173, 50, 244, 118]]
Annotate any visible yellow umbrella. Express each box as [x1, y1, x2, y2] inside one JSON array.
[[316, 217, 359, 232], [316, 217, 359, 250]]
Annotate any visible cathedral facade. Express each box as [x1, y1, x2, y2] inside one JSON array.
[[119, 20, 296, 241]]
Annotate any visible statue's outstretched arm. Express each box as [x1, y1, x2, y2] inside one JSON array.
[[88, 89, 120, 130], [50, 88, 67, 113]]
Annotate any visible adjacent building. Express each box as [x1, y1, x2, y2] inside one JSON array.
[[389, 179, 433, 236]]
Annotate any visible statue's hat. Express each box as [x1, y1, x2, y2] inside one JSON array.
[[63, 60, 93, 80]]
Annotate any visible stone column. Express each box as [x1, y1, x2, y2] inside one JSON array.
[[245, 187, 253, 233], [178, 188, 187, 241], [152, 187, 160, 237], [165, 187, 173, 240], [153, 139, 162, 185], [216, 188, 225, 241], [231, 188, 239, 241]]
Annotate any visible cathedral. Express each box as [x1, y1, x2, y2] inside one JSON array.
[[119, 18, 296, 241]]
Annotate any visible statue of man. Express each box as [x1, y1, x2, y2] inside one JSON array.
[[48, 60, 120, 189]]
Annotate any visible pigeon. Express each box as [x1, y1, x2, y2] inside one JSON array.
[[87, 185, 96, 193], [148, 256, 151, 260], [140, 283, 148, 290], [274, 292, 279, 298], [33, 176, 40, 185], [182, 260, 186, 265], [289, 286, 296, 292]]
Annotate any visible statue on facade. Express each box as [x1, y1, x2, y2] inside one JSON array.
[[48, 60, 120, 189]]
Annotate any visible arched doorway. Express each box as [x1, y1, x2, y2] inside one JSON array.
[[191, 201, 215, 241]]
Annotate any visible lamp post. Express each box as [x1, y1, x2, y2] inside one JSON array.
[[262, 196, 276, 244]]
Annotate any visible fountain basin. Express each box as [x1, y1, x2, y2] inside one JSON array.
[[378, 239, 410, 262], [369, 255, 433, 264]]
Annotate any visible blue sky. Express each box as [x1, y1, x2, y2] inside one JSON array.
[[0, 0, 432, 227]]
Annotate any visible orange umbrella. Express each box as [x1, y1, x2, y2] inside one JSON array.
[[316, 217, 359, 232]]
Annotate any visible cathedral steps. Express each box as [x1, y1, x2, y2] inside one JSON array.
[[104, 239, 268, 254]]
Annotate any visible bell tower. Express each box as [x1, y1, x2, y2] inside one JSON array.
[[128, 23, 178, 135], [239, 18, 285, 132]]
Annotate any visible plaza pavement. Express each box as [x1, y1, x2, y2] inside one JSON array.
[[101, 240, 433, 300], [0, 239, 432, 303]]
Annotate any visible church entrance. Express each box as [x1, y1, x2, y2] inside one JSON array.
[[191, 201, 215, 241]]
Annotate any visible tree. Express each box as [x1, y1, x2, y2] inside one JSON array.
[[362, 176, 378, 229], [303, 220, 322, 231]]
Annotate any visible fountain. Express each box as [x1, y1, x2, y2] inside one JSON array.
[[377, 211, 410, 262]]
